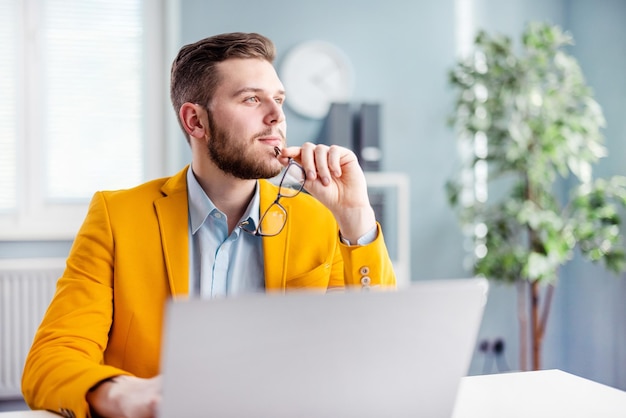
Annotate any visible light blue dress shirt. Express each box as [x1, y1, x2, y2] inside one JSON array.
[[186, 167, 265, 298]]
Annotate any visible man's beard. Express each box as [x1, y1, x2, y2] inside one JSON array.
[[207, 113, 284, 180]]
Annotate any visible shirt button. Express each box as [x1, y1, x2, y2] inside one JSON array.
[[360, 276, 371, 286], [359, 266, 370, 275], [214, 212, 222, 219]]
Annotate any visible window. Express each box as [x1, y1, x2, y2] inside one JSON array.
[[0, 0, 165, 240], [0, 1, 18, 214]]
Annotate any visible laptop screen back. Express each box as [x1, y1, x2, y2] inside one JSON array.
[[159, 278, 488, 418]]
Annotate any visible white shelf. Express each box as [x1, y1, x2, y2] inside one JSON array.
[[365, 172, 410, 288]]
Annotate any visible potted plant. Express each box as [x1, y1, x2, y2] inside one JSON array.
[[446, 21, 626, 370]]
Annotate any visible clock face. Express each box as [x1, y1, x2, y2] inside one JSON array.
[[279, 41, 354, 119]]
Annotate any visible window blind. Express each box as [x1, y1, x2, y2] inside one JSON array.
[[0, 0, 18, 212], [42, 0, 144, 201]]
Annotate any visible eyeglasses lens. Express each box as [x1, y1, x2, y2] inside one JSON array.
[[257, 203, 287, 236], [279, 163, 305, 197]]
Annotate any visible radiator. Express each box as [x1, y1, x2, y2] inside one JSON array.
[[0, 258, 64, 400]]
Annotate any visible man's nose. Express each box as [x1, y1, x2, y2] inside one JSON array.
[[264, 100, 285, 125]]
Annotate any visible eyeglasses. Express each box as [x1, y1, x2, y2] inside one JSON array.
[[238, 158, 306, 237]]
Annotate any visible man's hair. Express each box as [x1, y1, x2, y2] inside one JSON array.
[[170, 32, 276, 141]]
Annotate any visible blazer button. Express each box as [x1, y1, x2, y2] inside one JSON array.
[[360, 276, 371, 286], [359, 266, 370, 275]]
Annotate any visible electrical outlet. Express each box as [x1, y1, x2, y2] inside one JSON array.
[[478, 338, 505, 355], [478, 337, 510, 373]]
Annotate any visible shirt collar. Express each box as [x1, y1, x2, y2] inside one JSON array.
[[186, 165, 261, 234]]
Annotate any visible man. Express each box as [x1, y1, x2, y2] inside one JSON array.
[[22, 32, 396, 418]]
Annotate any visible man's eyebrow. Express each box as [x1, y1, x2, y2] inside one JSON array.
[[232, 87, 286, 97]]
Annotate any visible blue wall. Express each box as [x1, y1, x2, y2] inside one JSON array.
[[177, 0, 467, 280], [557, 0, 626, 389], [174, 0, 626, 386]]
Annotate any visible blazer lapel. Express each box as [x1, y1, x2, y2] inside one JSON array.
[[154, 166, 190, 297]]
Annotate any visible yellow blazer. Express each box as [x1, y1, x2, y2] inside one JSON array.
[[22, 166, 396, 417]]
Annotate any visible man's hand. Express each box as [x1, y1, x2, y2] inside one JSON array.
[[280, 143, 376, 243], [86, 375, 162, 418]]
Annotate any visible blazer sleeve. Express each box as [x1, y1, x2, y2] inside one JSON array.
[[334, 223, 397, 289], [21, 192, 131, 418]]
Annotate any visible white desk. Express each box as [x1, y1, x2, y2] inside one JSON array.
[[453, 369, 626, 417], [0, 412, 52, 418], [4, 369, 626, 417]]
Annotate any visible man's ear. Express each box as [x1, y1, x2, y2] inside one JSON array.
[[179, 103, 209, 140]]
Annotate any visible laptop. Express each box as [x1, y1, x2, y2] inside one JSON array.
[[159, 278, 488, 418]]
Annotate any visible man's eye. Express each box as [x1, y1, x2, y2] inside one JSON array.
[[275, 97, 284, 104], [245, 96, 259, 103]]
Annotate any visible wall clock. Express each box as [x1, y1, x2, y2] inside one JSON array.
[[279, 40, 355, 119]]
